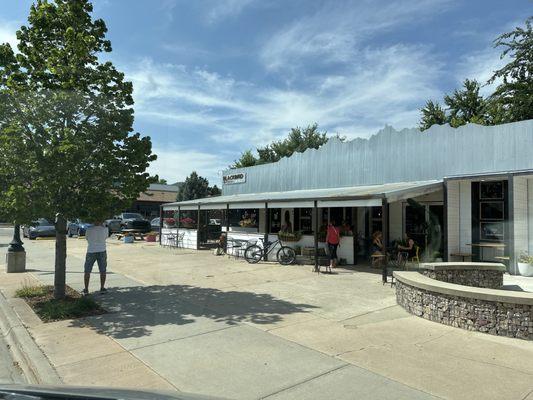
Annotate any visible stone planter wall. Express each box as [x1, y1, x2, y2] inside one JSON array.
[[396, 279, 533, 340], [419, 269, 503, 289]]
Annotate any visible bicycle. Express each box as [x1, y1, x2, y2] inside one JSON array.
[[244, 238, 296, 265]]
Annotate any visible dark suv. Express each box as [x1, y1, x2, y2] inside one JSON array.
[[116, 212, 151, 233]]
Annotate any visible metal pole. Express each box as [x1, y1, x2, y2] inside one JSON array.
[[382, 198, 389, 283], [507, 175, 515, 274], [197, 204, 201, 250], [7, 224, 24, 252], [225, 204, 230, 253], [443, 180, 448, 261], [177, 206, 180, 248], [158, 206, 163, 245], [264, 202, 269, 261], [314, 200, 319, 272]]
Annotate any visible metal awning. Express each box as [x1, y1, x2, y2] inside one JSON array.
[[163, 180, 443, 211]]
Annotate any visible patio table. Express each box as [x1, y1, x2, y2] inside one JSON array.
[[466, 243, 505, 261]]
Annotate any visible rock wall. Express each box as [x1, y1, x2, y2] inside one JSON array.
[[419, 269, 503, 289], [396, 280, 533, 340]]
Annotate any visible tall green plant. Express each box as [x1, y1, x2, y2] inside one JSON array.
[[0, 0, 156, 298]]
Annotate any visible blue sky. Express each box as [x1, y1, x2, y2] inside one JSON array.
[[0, 1, 531, 185]]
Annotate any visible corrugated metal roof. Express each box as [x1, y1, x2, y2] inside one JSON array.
[[163, 180, 442, 209], [222, 120, 533, 195], [148, 183, 181, 192]]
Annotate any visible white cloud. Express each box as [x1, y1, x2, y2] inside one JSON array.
[[125, 42, 442, 149], [260, 0, 453, 72], [148, 146, 227, 185], [205, 0, 256, 24], [0, 20, 19, 50]]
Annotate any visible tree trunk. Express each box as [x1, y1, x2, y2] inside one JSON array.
[[54, 213, 67, 299]]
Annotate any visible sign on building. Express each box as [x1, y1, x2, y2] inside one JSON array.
[[223, 172, 246, 185]]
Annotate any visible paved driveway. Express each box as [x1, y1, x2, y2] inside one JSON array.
[[4, 235, 533, 400]]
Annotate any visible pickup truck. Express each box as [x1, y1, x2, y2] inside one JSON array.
[[105, 213, 151, 234]]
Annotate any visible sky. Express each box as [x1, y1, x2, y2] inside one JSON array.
[[0, 0, 531, 185]]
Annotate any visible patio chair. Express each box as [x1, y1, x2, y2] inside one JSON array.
[[165, 233, 177, 249], [176, 232, 185, 248], [409, 246, 421, 264]]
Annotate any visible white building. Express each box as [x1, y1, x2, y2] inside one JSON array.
[[162, 120, 533, 274]]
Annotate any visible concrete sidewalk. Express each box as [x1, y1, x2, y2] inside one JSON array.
[[2, 237, 533, 399]]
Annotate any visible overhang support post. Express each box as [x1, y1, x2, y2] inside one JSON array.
[[264, 202, 269, 261], [197, 204, 201, 250], [314, 200, 319, 272], [382, 197, 389, 283]]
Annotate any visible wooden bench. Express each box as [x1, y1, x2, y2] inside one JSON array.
[[494, 256, 510, 262], [450, 252, 473, 262], [117, 229, 145, 241]]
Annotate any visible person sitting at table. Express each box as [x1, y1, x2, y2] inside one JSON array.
[[215, 233, 227, 256], [397, 234, 416, 263], [371, 231, 385, 267]]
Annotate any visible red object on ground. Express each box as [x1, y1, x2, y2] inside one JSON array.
[[145, 235, 156, 242]]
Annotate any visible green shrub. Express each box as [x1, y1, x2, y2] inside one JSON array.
[[36, 297, 100, 322], [518, 252, 533, 264], [15, 285, 49, 298]]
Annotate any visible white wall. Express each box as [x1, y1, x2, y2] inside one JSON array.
[[389, 202, 402, 240], [513, 176, 529, 274], [527, 178, 533, 254], [459, 181, 472, 253], [446, 180, 460, 258], [161, 228, 198, 250]]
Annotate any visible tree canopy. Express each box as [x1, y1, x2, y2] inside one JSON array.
[[488, 16, 533, 123], [0, 0, 156, 297], [419, 17, 532, 131], [232, 124, 331, 168]]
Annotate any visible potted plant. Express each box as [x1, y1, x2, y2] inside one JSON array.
[[180, 217, 195, 229], [517, 252, 533, 277], [278, 231, 302, 242], [163, 218, 175, 228], [239, 218, 255, 227], [145, 232, 157, 242]]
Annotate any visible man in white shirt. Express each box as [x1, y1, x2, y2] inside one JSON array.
[[83, 221, 108, 295]]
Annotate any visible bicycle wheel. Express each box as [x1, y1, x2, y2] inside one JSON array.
[[244, 244, 263, 264], [277, 246, 296, 265]]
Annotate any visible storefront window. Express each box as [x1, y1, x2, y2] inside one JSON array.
[[179, 210, 197, 228], [230, 209, 258, 228], [370, 206, 382, 234], [270, 208, 281, 233], [162, 210, 177, 227], [296, 208, 313, 234]]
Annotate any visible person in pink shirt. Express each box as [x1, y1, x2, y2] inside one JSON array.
[[326, 220, 340, 271]]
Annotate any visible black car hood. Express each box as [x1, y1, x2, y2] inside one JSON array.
[[0, 384, 226, 400]]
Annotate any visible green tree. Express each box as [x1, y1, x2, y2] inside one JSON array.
[[156, 178, 168, 184], [444, 79, 487, 128], [177, 172, 209, 201], [257, 124, 328, 163], [232, 124, 330, 168], [419, 100, 447, 131], [209, 184, 221, 197], [488, 17, 533, 123], [232, 149, 257, 168], [0, 0, 156, 299]]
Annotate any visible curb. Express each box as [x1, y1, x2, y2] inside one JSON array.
[[0, 291, 61, 384]]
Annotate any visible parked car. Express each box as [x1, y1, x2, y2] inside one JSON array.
[[151, 217, 161, 232], [22, 219, 56, 240], [104, 217, 122, 234], [67, 219, 93, 237], [106, 212, 151, 233]]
